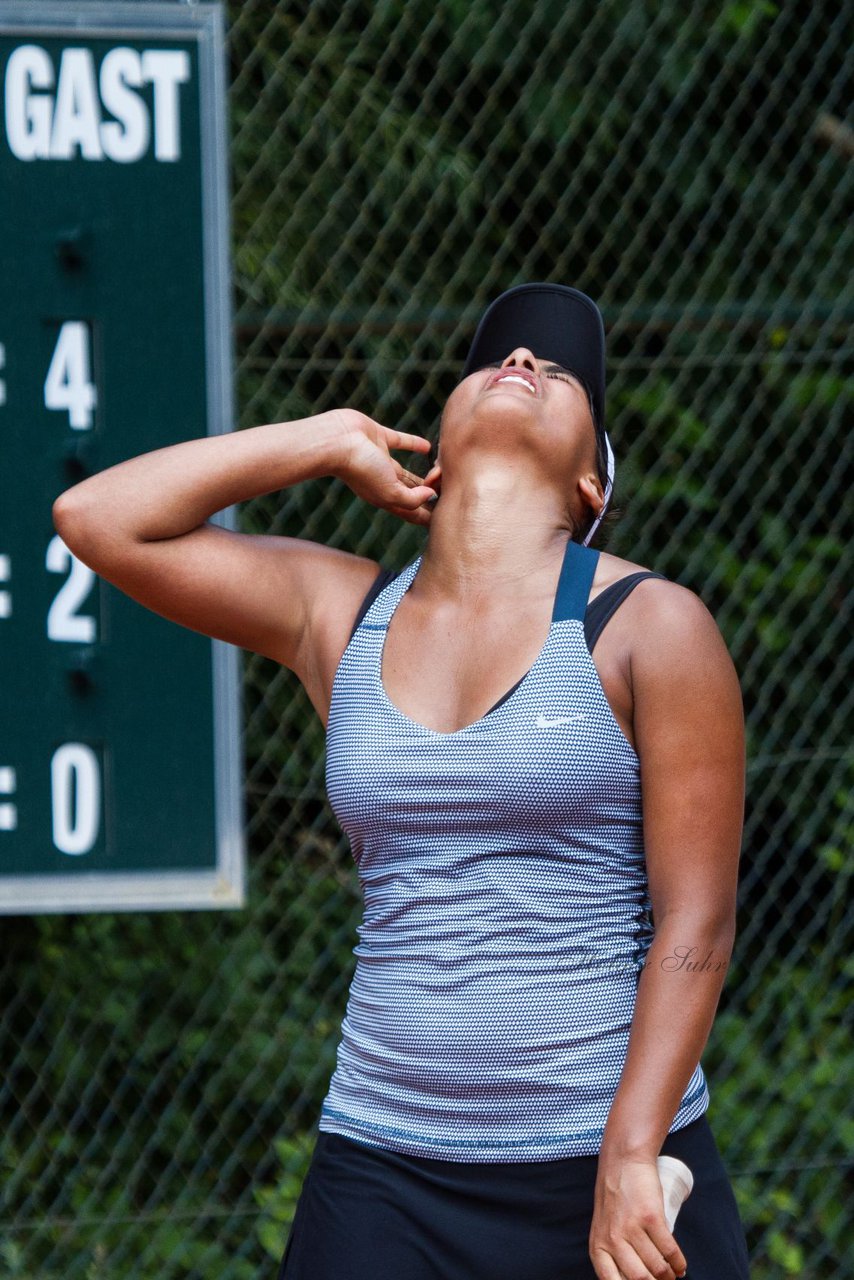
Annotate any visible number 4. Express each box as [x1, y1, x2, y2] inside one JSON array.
[[44, 322, 97, 430]]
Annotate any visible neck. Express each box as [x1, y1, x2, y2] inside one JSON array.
[[417, 462, 573, 603]]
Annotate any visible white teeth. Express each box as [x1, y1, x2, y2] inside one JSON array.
[[497, 374, 535, 393]]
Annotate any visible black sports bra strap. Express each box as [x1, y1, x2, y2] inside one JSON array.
[[584, 571, 667, 653], [349, 566, 400, 642]]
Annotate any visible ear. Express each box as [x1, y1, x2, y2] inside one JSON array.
[[577, 470, 604, 523]]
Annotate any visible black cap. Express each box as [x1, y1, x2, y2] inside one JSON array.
[[461, 282, 606, 430], [460, 282, 615, 547]]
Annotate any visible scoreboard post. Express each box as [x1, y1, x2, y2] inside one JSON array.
[[0, 2, 245, 912]]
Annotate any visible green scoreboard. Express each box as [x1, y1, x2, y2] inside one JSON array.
[[0, 2, 245, 912]]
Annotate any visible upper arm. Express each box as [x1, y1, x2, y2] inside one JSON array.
[[52, 506, 381, 676], [630, 581, 746, 933]]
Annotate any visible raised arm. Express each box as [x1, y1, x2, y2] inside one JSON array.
[[51, 410, 438, 684]]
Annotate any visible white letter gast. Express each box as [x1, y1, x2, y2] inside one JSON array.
[[4, 43, 190, 162]]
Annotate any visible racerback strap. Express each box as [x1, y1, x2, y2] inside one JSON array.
[[552, 539, 600, 622]]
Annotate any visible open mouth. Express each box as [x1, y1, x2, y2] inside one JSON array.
[[488, 368, 538, 395]]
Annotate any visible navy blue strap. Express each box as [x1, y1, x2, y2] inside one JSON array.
[[349, 566, 399, 642], [552, 538, 600, 623]]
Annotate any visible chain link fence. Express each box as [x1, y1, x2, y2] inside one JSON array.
[[2, 0, 851, 1276]]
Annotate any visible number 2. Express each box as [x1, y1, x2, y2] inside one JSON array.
[[46, 535, 97, 642]]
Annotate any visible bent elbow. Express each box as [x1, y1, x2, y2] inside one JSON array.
[[52, 489, 93, 551], [52, 489, 121, 569]]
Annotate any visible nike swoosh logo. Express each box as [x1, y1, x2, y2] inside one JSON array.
[[535, 714, 587, 728]]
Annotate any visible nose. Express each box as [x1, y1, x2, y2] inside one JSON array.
[[500, 348, 538, 373]]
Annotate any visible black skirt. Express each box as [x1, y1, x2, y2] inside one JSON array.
[[277, 1113, 750, 1279]]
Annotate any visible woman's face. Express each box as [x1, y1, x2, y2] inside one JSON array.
[[437, 346, 601, 502]]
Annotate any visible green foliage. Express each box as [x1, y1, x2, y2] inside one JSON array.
[[252, 1133, 314, 1262], [706, 954, 853, 1275]]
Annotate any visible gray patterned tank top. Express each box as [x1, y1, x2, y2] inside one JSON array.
[[319, 536, 709, 1161]]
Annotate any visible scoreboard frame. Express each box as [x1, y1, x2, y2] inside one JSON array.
[[0, 1, 245, 913]]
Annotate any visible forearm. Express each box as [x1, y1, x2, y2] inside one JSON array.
[[52, 408, 356, 547], [598, 918, 735, 1166]]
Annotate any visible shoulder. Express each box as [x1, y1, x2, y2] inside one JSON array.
[[596, 550, 739, 681], [287, 546, 387, 708], [597, 550, 707, 621], [596, 549, 656, 581], [302, 546, 385, 631]]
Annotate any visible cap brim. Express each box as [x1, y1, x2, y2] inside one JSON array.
[[461, 283, 606, 430]]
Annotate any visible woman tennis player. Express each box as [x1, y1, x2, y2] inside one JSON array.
[[53, 284, 751, 1279]]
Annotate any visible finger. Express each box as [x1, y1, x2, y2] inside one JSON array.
[[392, 460, 441, 493], [390, 501, 432, 527], [588, 1247, 626, 1280], [631, 1231, 679, 1280], [646, 1226, 686, 1277], [394, 483, 438, 508], [383, 428, 434, 454], [397, 469, 427, 488], [606, 1239, 647, 1280], [614, 1239, 676, 1280]]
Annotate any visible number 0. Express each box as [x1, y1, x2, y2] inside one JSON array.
[[51, 743, 100, 856], [44, 322, 97, 430]]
